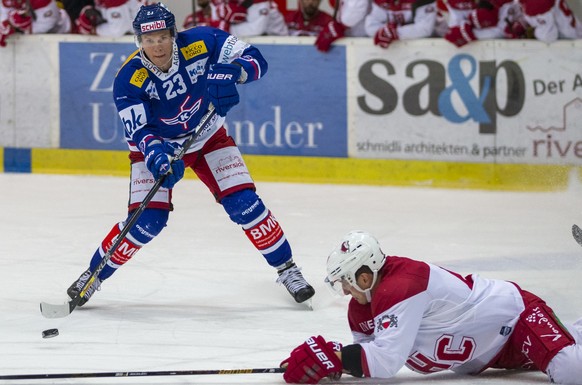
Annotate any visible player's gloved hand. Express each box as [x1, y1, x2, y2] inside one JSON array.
[[374, 23, 398, 48], [7, 9, 33, 32], [0, 20, 15, 47], [315, 20, 346, 52], [75, 5, 106, 35], [444, 22, 476, 47], [143, 139, 185, 189], [280, 336, 343, 384], [206, 63, 241, 117], [504, 20, 527, 39]]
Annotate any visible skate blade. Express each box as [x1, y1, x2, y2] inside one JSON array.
[[303, 298, 314, 311]]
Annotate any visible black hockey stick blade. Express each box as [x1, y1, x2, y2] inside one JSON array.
[[40, 105, 217, 319], [573, 224, 582, 247], [0, 367, 285, 380]]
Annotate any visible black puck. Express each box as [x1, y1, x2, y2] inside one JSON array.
[[42, 328, 59, 339]]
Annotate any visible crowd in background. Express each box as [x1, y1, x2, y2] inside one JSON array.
[[1, 0, 581, 49]]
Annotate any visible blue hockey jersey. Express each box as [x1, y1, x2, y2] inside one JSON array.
[[113, 26, 268, 154]]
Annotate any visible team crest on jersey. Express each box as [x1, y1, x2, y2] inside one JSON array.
[[185, 58, 209, 84], [376, 314, 398, 331], [181, 40, 208, 60], [160, 95, 202, 130], [130, 68, 149, 88], [145, 81, 159, 100]]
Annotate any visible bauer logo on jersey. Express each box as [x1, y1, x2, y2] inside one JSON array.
[[140, 20, 166, 33], [130, 68, 149, 88], [181, 41, 208, 60], [376, 314, 398, 331], [119, 103, 147, 136]]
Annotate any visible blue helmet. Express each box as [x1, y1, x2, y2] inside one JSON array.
[[132, 2, 176, 37]]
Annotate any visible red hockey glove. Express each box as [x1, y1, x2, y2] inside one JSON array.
[[280, 336, 342, 384], [7, 9, 32, 32], [374, 23, 398, 48], [468, 5, 499, 29], [75, 5, 106, 35], [445, 22, 476, 47], [504, 20, 527, 39], [315, 20, 346, 52], [0, 20, 15, 47]]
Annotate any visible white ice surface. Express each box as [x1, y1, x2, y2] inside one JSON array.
[[1, 172, 581, 385]]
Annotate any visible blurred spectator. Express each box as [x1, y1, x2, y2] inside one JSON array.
[[74, 0, 143, 37], [315, 0, 371, 52], [229, 0, 288, 36], [1, 0, 71, 46], [183, 0, 214, 29], [443, 0, 523, 47], [286, 0, 333, 36], [365, 0, 437, 49], [516, 0, 582, 42]]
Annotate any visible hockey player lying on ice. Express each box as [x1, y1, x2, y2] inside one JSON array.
[[281, 231, 582, 384]]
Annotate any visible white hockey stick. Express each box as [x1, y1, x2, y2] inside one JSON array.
[[40, 105, 217, 319]]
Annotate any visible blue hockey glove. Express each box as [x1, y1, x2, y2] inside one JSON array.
[[206, 63, 241, 117], [144, 140, 185, 189]]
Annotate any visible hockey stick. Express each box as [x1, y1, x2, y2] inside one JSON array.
[[0, 367, 284, 380], [40, 105, 217, 319], [573, 224, 582, 247]]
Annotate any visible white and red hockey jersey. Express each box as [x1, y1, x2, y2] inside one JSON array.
[[364, 0, 437, 39], [346, 256, 576, 378], [518, 0, 582, 42]]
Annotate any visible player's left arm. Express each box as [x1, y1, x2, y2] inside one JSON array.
[[398, 0, 438, 39]]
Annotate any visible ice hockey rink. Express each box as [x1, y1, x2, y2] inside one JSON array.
[[1, 172, 581, 384]]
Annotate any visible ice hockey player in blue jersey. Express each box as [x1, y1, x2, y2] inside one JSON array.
[[66, 2, 315, 307]]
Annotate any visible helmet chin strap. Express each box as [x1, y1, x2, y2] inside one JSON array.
[[352, 270, 379, 303], [138, 40, 177, 73]]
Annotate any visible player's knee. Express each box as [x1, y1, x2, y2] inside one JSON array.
[[546, 343, 582, 384], [128, 208, 169, 244], [221, 189, 265, 225]]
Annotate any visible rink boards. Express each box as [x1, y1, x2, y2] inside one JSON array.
[[0, 35, 581, 190]]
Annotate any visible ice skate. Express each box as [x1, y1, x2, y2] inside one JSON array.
[[277, 262, 315, 307], [67, 268, 101, 306]]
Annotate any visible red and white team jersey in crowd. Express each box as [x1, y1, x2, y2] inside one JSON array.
[[364, 0, 437, 40], [76, 0, 142, 37], [347, 256, 579, 379], [183, 4, 216, 29], [518, 0, 582, 42], [285, 6, 334, 36], [0, 0, 70, 34], [336, 0, 371, 36], [229, 0, 288, 36], [443, 0, 524, 46]]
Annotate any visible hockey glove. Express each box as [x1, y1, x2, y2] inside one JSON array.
[[444, 22, 477, 47], [206, 63, 241, 117], [315, 20, 346, 52], [374, 23, 398, 49], [0, 20, 14, 47], [75, 5, 107, 35], [280, 336, 343, 384], [143, 138, 185, 189]]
